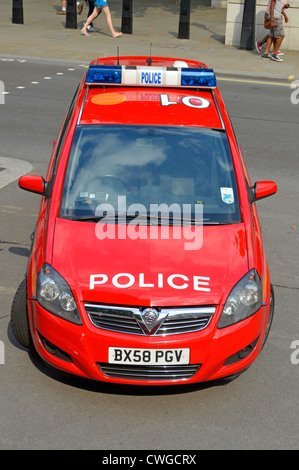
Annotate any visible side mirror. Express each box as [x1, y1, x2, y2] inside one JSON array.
[[18, 175, 49, 196], [250, 181, 277, 203]]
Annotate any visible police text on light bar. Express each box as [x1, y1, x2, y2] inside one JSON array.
[[85, 65, 216, 88]]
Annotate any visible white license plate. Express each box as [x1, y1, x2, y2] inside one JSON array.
[[108, 347, 190, 365]]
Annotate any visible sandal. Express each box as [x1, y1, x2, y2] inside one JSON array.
[[113, 32, 122, 38], [81, 29, 90, 36]]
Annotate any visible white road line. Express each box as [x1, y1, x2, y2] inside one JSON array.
[[0, 157, 33, 190], [2, 56, 296, 91], [0, 57, 27, 63]]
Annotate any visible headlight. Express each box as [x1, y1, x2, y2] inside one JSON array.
[[218, 270, 262, 329], [37, 264, 82, 325]]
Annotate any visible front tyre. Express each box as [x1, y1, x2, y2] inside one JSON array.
[[11, 278, 33, 350], [262, 284, 275, 349]]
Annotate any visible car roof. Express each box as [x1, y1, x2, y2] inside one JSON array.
[[77, 56, 224, 129]]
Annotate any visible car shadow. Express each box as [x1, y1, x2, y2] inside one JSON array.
[[8, 319, 235, 395], [23, 344, 236, 396], [7, 290, 238, 397]]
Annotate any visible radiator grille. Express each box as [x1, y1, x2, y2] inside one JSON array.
[[98, 363, 201, 381], [85, 304, 215, 336]]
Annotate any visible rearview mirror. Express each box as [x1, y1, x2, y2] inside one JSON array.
[[250, 181, 277, 203], [18, 175, 48, 196]]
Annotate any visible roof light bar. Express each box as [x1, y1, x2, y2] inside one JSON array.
[[181, 68, 216, 88], [86, 65, 122, 84], [85, 65, 216, 88]]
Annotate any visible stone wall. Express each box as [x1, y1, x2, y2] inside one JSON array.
[[225, 0, 299, 50]]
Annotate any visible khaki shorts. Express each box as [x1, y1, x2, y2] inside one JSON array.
[[269, 18, 285, 38]]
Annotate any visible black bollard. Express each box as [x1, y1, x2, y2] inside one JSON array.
[[121, 0, 133, 34], [178, 0, 190, 39], [240, 0, 256, 50], [12, 0, 24, 24], [66, 0, 77, 29]]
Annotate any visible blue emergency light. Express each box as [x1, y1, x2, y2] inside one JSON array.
[[181, 68, 216, 88], [86, 65, 122, 84], [85, 64, 217, 88]]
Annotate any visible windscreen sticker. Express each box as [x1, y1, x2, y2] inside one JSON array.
[[220, 187, 234, 204]]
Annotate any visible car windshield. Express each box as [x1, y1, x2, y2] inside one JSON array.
[[59, 125, 241, 224]]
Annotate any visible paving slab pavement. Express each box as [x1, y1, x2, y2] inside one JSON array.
[[0, 0, 298, 81]]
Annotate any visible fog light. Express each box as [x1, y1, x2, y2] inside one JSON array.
[[38, 331, 73, 363], [224, 337, 259, 366]]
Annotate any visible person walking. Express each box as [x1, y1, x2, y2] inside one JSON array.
[[256, 0, 290, 55], [261, 0, 288, 61], [57, 0, 83, 15], [85, 0, 101, 33], [80, 0, 122, 37]]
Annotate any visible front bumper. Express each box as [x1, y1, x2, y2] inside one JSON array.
[[28, 300, 270, 385]]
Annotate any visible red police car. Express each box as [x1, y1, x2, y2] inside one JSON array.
[[11, 56, 277, 385]]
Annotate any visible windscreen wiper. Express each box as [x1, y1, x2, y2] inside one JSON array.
[[67, 213, 231, 225]]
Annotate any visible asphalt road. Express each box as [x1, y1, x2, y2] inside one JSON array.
[[0, 57, 298, 450]]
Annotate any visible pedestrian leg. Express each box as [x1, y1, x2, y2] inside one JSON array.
[[101, 6, 122, 37], [81, 6, 100, 35]]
